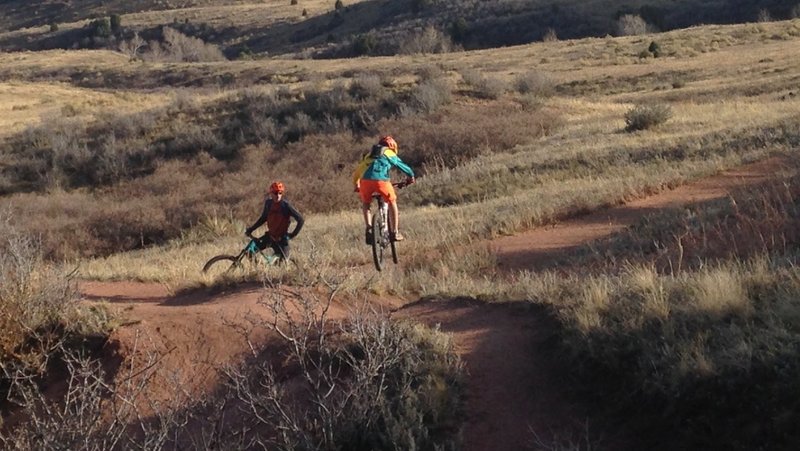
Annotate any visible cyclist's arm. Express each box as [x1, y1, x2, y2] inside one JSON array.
[[388, 155, 415, 178], [352, 156, 371, 187], [245, 201, 270, 235], [286, 202, 305, 238]]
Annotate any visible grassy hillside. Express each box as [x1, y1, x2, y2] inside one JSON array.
[[1, 19, 799, 260], [2, 0, 800, 57]]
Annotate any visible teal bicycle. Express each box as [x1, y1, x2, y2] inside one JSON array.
[[202, 238, 280, 276]]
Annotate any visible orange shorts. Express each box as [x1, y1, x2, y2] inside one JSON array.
[[359, 180, 396, 204]]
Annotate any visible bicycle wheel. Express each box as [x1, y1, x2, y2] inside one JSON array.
[[390, 236, 398, 264], [202, 254, 241, 277], [388, 212, 399, 264], [371, 207, 384, 271]]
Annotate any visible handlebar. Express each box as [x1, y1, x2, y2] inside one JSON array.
[[394, 177, 415, 188]]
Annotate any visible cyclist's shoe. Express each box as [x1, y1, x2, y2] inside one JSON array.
[[391, 231, 405, 242], [365, 227, 374, 245]]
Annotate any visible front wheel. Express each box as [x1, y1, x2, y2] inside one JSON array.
[[202, 254, 240, 277], [390, 238, 398, 264], [388, 214, 398, 264]]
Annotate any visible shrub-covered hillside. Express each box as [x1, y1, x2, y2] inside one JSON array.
[[3, 0, 800, 57]]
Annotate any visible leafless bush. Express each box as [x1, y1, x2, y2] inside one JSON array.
[[398, 25, 454, 55], [416, 63, 444, 81], [542, 27, 558, 42], [624, 103, 673, 132], [221, 281, 464, 450], [142, 27, 226, 62], [616, 14, 650, 36], [1, 332, 190, 450], [348, 73, 385, 100], [386, 102, 562, 171], [458, 68, 482, 87], [0, 216, 82, 372], [514, 70, 556, 97], [757, 8, 773, 22], [118, 32, 145, 60], [407, 78, 452, 114], [459, 68, 506, 99]]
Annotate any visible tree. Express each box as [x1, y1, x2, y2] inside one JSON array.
[[89, 18, 111, 38], [449, 17, 468, 43], [119, 32, 145, 60], [616, 14, 648, 36], [110, 14, 122, 33]]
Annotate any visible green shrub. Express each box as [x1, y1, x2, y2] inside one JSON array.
[[88, 18, 111, 38], [624, 103, 672, 132], [648, 40, 661, 57], [109, 14, 122, 33], [449, 17, 469, 43]]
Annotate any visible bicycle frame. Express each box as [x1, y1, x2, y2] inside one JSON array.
[[368, 181, 405, 271], [202, 238, 278, 275]]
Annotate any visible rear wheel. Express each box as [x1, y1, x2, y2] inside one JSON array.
[[202, 254, 241, 277], [371, 209, 384, 271]]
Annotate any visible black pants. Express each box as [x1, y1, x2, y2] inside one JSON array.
[[256, 235, 290, 261]]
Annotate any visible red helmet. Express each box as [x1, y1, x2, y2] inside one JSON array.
[[269, 181, 285, 194], [378, 135, 398, 152]]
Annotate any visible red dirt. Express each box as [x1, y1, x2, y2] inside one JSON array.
[[76, 157, 787, 449], [493, 157, 786, 272]]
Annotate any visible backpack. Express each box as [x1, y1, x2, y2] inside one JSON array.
[[368, 144, 385, 159]]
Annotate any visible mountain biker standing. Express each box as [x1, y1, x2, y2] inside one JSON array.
[[352, 135, 415, 243], [245, 181, 304, 263]]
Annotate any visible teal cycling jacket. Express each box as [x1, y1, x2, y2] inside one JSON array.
[[351, 147, 415, 185]]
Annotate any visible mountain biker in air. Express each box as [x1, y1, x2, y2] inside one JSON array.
[[245, 181, 304, 263], [352, 135, 415, 244]]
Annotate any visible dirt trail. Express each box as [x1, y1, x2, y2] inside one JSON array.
[[78, 157, 786, 449], [493, 157, 786, 272]]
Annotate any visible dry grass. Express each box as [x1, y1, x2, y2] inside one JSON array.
[[0, 80, 170, 138], [6, 19, 792, 291]]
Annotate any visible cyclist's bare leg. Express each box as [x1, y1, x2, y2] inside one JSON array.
[[362, 202, 372, 228], [389, 201, 400, 235]]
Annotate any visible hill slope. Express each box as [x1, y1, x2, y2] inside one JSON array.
[[2, 0, 800, 57]]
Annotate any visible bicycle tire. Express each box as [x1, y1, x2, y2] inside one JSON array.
[[387, 210, 398, 264], [371, 208, 384, 271], [202, 254, 240, 275], [390, 237, 398, 264]]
